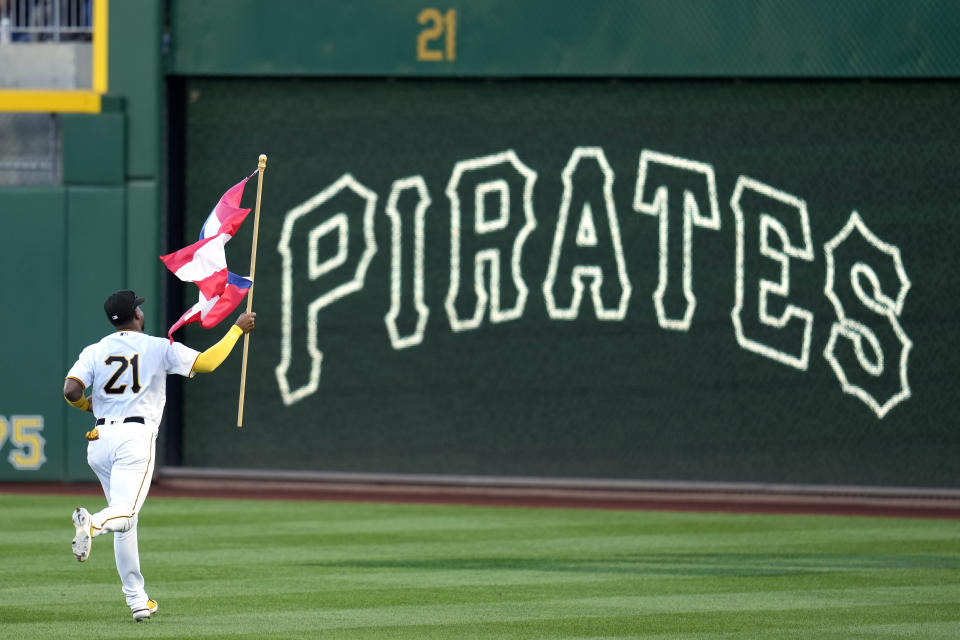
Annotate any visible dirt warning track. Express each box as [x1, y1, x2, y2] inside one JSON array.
[[3, 473, 960, 519]]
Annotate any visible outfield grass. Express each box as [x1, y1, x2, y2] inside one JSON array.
[[1, 493, 959, 639]]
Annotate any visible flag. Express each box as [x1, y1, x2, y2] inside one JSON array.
[[161, 175, 255, 341], [165, 272, 253, 338]]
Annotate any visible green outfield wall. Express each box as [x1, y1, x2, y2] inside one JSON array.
[[0, 0, 163, 482], [3, 0, 959, 484], [168, 0, 960, 77], [175, 78, 959, 486]]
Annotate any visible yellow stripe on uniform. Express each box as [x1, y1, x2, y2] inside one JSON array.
[[98, 433, 155, 530]]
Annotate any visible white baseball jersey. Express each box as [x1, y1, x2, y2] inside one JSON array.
[[67, 331, 200, 426]]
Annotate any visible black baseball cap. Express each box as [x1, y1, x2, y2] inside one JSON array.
[[104, 289, 145, 325]]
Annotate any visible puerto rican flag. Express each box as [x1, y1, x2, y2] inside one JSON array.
[[161, 175, 255, 341]]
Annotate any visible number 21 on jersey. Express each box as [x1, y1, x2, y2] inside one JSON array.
[[104, 355, 141, 394]]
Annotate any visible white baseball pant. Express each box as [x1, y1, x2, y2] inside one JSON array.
[[86, 420, 157, 611]]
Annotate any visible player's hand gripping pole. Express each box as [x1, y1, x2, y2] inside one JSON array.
[[237, 154, 267, 427]]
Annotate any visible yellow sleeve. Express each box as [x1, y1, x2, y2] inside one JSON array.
[[64, 394, 91, 412], [191, 325, 244, 374]]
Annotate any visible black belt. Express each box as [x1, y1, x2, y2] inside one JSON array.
[[95, 416, 145, 426]]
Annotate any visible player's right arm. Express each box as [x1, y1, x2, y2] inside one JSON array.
[[64, 346, 95, 413], [63, 378, 93, 413], [189, 312, 256, 374]]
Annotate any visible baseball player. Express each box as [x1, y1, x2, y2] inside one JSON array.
[[62, 289, 255, 621]]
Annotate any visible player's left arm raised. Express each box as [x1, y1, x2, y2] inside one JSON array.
[[190, 312, 256, 374]]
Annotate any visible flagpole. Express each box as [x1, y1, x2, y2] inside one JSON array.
[[237, 154, 267, 427]]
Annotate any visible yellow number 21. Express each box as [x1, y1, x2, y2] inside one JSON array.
[[417, 8, 456, 61]]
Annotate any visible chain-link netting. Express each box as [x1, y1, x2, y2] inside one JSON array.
[[0, 113, 60, 185]]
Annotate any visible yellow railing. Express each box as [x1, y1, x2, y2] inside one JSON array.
[[0, 0, 108, 113]]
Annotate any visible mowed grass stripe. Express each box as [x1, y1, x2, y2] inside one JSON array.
[[8, 510, 958, 549], [4, 567, 960, 609], [7, 563, 960, 616], [1, 493, 959, 639], [3, 600, 959, 638]]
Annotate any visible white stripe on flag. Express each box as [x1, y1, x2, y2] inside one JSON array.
[[173, 235, 228, 282], [201, 209, 220, 240], [202, 209, 237, 242], [198, 294, 220, 320]]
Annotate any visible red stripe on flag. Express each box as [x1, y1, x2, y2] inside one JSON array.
[[207, 179, 252, 238], [194, 269, 229, 300], [167, 304, 203, 342], [201, 281, 251, 328], [159, 235, 222, 273]]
